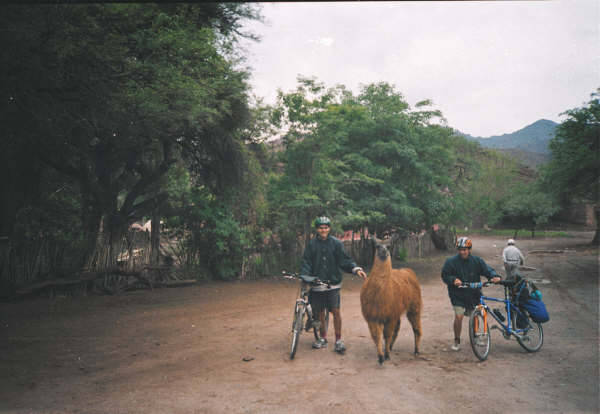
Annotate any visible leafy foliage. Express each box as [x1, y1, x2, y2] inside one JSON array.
[[268, 78, 459, 248], [542, 90, 600, 204], [502, 183, 560, 237], [541, 89, 600, 243], [0, 4, 263, 283]]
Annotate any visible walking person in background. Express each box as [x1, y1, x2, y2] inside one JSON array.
[[503, 239, 525, 282]]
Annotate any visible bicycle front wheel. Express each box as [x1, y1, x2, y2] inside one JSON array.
[[469, 308, 491, 361], [515, 318, 543, 352], [289, 304, 305, 360]]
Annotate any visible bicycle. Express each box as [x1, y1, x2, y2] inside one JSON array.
[[460, 280, 543, 361], [282, 271, 330, 360]]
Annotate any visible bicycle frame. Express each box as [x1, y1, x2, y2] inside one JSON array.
[[294, 282, 315, 327], [478, 286, 530, 337]]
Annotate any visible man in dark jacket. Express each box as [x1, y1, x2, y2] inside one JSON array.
[[441, 237, 501, 351], [301, 216, 367, 353]]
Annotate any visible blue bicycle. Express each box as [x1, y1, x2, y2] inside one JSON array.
[[461, 280, 543, 361]]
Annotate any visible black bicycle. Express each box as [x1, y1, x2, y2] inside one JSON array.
[[460, 280, 543, 361], [282, 271, 329, 359]]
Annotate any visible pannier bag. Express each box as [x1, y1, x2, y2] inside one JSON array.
[[513, 275, 549, 324], [522, 298, 550, 323]]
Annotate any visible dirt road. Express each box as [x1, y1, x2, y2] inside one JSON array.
[[1, 234, 598, 414]]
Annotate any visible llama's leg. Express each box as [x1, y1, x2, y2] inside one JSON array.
[[407, 309, 422, 356], [389, 318, 401, 352], [368, 322, 384, 364], [383, 319, 399, 360]]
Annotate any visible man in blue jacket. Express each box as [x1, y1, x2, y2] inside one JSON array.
[[301, 216, 367, 353], [441, 237, 501, 351]]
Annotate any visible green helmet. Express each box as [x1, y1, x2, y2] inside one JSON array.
[[314, 216, 331, 228]]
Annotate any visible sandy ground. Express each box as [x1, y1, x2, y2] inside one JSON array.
[[0, 233, 598, 414]]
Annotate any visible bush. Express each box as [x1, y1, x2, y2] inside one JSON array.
[[396, 247, 407, 262]]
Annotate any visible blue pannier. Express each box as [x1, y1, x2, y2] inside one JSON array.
[[522, 298, 550, 323]]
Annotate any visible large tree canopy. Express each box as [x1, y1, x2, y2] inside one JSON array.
[[542, 89, 600, 243], [0, 4, 261, 257], [268, 77, 458, 248]]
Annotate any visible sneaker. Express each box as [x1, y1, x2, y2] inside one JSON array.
[[312, 338, 327, 349], [334, 339, 346, 353], [451, 342, 460, 351]]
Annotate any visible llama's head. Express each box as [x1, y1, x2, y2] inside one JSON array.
[[375, 243, 390, 261]]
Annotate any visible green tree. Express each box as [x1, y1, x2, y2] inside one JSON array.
[[502, 183, 560, 238], [0, 4, 261, 266], [268, 78, 458, 264], [542, 90, 600, 244]]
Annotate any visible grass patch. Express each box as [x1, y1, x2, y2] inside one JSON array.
[[469, 229, 572, 238]]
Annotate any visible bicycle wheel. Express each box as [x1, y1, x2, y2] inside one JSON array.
[[289, 304, 305, 360], [469, 308, 491, 361], [515, 317, 543, 352]]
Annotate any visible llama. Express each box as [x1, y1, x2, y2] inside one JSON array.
[[360, 242, 422, 364]]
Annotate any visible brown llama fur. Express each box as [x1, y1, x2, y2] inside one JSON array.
[[360, 243, 422, 364]]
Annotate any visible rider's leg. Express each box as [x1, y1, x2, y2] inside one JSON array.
[[453, 313, 464, 342], [331, 308, 342, 340], [452, 305, 466, 349], [318, 308, 327, 339], [328, 289, 342, 341]]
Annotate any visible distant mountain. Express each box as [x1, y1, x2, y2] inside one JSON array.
[[459, 119, 558, 155]]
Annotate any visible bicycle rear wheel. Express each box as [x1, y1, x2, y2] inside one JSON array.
[[289, 304, 305, 360], [469, 308, 491, 361], [514, 313, 543, 352]]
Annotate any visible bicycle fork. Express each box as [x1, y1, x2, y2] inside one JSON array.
[[474, 305, 489, 334]]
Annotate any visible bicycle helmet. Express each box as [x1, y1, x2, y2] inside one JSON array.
[[507, 239, 515, 245], [456, 237, 472, 249], [314, 216, 331, 228]]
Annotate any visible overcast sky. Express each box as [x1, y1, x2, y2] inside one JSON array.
[[240, 1, 599, 137]]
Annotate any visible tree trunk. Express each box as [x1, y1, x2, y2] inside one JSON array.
[[592, 206, 600, 245], [150, 210, 160, 265], [85, 215, 109, 270], [304, 214, 312, 250]]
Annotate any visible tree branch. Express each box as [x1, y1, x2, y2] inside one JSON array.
[[120, 140, 174, 215]]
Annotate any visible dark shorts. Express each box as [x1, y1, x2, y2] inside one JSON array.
[[309, 288, 340, 314]]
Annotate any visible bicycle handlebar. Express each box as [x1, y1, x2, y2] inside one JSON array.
[[282, 271, 331, 288], [458, 281, 493, 289], [457, 280, 514, 288]]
